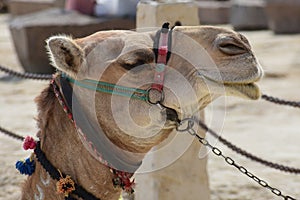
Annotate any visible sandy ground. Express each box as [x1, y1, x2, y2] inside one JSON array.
[[0, 13, 299, 200], [0, 14, 48, 199]]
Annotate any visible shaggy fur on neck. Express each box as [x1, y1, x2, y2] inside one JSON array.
[[20, 85, 122, 200]]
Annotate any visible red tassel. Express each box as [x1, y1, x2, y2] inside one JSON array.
[[123, 178, 135, 193], [112, 170, 135, 193], [68, 113, 73, 120], [23, 136, 37, 150]]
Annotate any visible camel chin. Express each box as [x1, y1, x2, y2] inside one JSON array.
[[224, 83, 261, 100]]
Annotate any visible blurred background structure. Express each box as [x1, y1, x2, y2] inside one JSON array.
[[2, 0, 300, 74]]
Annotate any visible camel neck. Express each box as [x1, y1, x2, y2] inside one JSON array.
[[33, 85, 123, 200], [53, 76, 143, 173]]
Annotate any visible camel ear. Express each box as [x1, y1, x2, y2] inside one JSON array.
[[46, 36, 85, 77]]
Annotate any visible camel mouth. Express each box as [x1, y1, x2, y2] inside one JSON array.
[[224, 82, 261, 100], [199, 74, 261, 100]]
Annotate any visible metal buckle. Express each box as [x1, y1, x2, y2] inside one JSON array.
[[146, 88, 164, 105]]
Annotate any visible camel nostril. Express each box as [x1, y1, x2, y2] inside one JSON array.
[[215, 34, 249, 56], [218, 42, 247, 55]]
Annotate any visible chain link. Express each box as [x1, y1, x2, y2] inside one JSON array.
[[0, 65, 52, 80], [0, 125, 25, 141], [262, 94, 300, 108], [0, 64, 299, 199], [193, 117, 300, 174], [177, 118, 297, 200]]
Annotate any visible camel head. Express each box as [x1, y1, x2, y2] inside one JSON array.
[[46, 26, 263, 165]]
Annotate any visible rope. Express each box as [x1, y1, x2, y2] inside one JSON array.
[[262, 94, 300, 108], [65, 76, 149, 102], [0, 65, 52, 81], [0, 125, 24, 141]]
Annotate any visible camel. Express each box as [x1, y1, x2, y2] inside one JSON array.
[[20, 25, 263, 200]]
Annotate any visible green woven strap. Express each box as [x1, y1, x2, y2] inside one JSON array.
[[65, 76, 149, 102]]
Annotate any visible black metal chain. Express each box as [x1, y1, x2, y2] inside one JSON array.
[[0, 125, 25, 141], [262, 94, 300, 108], [0, 65, 52, 80], [177, 117, 297, 200], [1, 65, 300, 173], [0, 65, 300, 199], [194, 118, 300, 174]]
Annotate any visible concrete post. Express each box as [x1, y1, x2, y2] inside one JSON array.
[[230, 0, 268, 31], [136, 1, 199, 28], [135, 2, 210, 199], [9, 0, 55, 16], [265, 0, 300, 34], [134, 128, 210, 200]]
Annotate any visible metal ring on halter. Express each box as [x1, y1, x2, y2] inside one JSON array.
[[146, 88, 165, 105], [176, 118, 195, 132]]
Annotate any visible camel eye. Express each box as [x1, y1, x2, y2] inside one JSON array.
[[121, 59, 146, 70], [118, 48, 155, 71]]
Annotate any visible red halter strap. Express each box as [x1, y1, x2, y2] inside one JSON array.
[[149, 23, 171, 104]]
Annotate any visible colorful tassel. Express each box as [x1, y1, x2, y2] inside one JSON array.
[[112, 169, 135, 193], [15, 157, 35, 175], [56, 175, 75, 197], [23, 136, 36, 150]]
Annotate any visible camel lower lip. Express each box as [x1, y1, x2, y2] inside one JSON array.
[[224, 83, 261, 100], [200, 74, 261, 100]]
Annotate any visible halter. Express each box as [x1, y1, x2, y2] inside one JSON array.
[[65, 23, 173, 105], [149, 22, 173, 104], [55, 23, 176, 169], [45, 23, 177, 198]]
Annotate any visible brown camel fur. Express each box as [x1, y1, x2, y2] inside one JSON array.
[[21, 26, 263, 200]]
